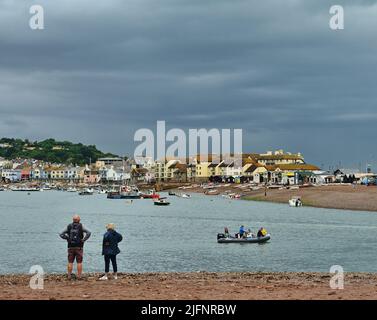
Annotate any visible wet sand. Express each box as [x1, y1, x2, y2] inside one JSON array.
[[1, 272, 376, 300], [165, 184, 377, 212]]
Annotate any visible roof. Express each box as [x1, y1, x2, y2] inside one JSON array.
[[208, 162, 218, 168], [275, 164, 319, 171], [132, 168, 148, 174], [175, 163, 187, 173], [98, 157, 123, 161], [255, 154, 304, 160], [244, 164, 260, 173]]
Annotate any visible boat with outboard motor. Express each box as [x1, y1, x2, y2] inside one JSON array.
[[217, 233, 271, 243], [154, 199, 170, 206]]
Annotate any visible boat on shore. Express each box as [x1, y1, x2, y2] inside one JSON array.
[[205, 189, 219, 195], [67, 187, 77, 192], [222, 193, 241, 199], [217, 233, 271, 244], [10, 186, 40, 192]]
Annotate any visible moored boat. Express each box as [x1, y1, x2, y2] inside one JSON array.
[[289, 196, 302, 207], [177, 193, 191, 198], [205, 189, 219, 195], [154, 199, 170, 206], [78, 188, 94, 196], [140, 189, 157, 198], [107, 185, 141, 199], [10, 186, 40, 192]]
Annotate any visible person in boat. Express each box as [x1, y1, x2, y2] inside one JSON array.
[[59, 215, 91, 280], [224, 227, 230, 238], [239, 225, 248, 238], [99, 223, 123, 281], [257, 227, 268, 238]]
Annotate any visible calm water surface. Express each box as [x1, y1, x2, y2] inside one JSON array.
[[0, 191, 376, 274]]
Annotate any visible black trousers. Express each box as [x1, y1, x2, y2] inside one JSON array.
[[104, 254, 117, 273]]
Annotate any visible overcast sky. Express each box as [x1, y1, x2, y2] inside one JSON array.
[[1, 0, 377, 169]]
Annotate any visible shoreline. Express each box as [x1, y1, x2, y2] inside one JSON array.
[[2, 272, 377, 300], [2, 182, 377, 212], [164, 184, 377, 212]]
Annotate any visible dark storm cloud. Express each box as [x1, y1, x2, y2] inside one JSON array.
[[0, 0, 377, 168]]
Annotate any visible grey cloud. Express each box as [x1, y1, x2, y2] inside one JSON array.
[[0, 0, 377, 168]]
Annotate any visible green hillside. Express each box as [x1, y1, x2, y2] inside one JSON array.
[[0, 138, 119, 165]]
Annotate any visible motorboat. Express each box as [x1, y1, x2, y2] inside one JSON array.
[[140, 190, 157, 199], [204, 189, 219, 195], [289, 196, 302, 207], [154, 199, 170, 206], [78, 188, 94, 196], [177, 193, 191, 198], [107, 185, 141, 199], [10, 186, 40, 192], [217, 233, 271, 244]]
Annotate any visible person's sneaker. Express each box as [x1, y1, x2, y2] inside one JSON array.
[[68, 273, 76, 280], [99, 275, 108, 281], [113, 274, 118, 280]]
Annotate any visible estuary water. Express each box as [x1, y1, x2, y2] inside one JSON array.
[[0, 191, 376, 274]]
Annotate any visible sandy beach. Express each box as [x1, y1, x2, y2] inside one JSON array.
[[1, 272, 377, 300], [161, 184, 377, 212]]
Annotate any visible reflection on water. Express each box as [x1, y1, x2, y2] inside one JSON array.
[[0, 191, 376, 274]]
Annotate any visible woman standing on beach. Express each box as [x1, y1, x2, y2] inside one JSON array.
[[99, 223, 123, 281]]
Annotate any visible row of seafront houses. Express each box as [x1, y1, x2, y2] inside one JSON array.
[[1, 150, 375, 186]]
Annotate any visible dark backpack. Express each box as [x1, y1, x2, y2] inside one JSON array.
[[67, 223, 83, 246]]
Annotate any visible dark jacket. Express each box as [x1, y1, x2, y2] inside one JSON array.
[[102, 230, 123, 256], [60, 223, 91, 248]]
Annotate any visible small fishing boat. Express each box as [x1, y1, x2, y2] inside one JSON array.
[[67, 187, 77, 192], [222, 193, 241, 199], [168, 191, 176, 196], [205, 189, 219, 195], [289, 196, 302, 207], [107, 185, 141, 199], [154, 199, 170, 206], [140, 190, 156, 198], [217, 234, 271, 244], [177, 193, 191, 198], [10, 186, 40, 192], [78, 188, 94, 196]]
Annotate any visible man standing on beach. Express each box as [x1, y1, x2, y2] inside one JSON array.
[[59, 215, 91, 280]]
